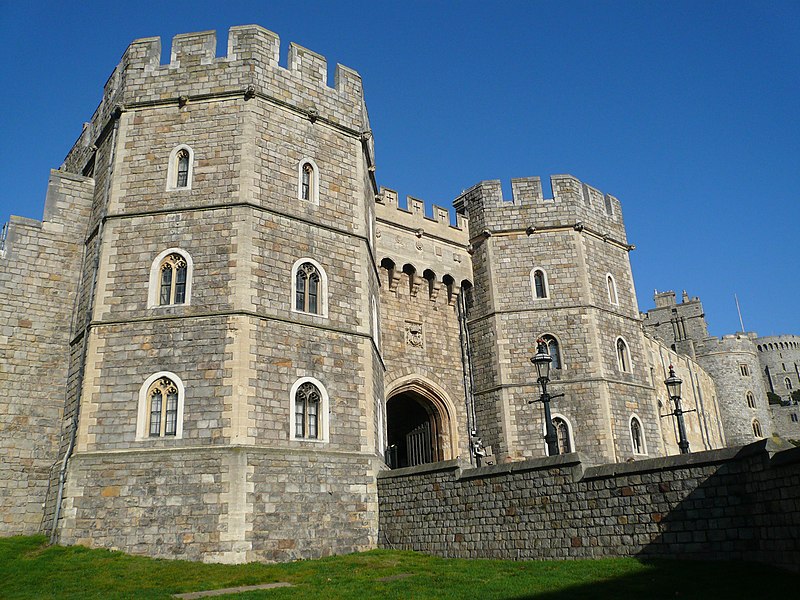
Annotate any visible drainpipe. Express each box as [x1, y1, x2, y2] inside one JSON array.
[[51, 108, 121, 543], [457, 289, 479, 465]]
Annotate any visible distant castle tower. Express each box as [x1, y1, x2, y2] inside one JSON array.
[[644, 292, 774, 445]]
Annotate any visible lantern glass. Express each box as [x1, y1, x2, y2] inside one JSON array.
[[531, 343, 552, 381], [665, 367, 682, 399]]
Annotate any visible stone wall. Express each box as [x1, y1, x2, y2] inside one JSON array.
[[643, 335, 726, 454], [60, 447, 379, 563], [378, 440, 800, 571], [0, 171, 93, 534]]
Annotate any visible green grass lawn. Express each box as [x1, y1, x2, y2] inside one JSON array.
[[0, 535, 793, 599]]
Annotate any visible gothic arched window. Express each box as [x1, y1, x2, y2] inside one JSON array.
[[607, 273, 618, 305], [297, 158, 320, 203], [167, 145, 194, 190], [746, 391, 756, 408], [541, 334, 562, 370], [786, 377, 793, 390], [176, 150, 190, 188], [630, 416, 645, 454], [616, 337, 631, 373], [531, 268, 548, 299], [148, 377, 179, 437], [136, 372, 185, 440], [148, 249, 193, 308], [295, 381, 320, 439], [752, 419, 763, 438], [159, 253, 188, 306], [295, 262, 320, 314], [552, 417, 572, 454]]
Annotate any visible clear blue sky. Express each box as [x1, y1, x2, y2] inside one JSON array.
[[1, 1, 797, 337]]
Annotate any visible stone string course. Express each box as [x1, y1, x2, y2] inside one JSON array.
[[378, 440, 800, 571]]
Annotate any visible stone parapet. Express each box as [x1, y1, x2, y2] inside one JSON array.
[[378, 440, 800, 571], [453, 175, 628, 245], [64, 26, 366, 173]]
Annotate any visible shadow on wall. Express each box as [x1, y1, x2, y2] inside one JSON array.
[[506, 558, 794, 600], [377, 438, 800, 572], [631, 440, 800, 571]]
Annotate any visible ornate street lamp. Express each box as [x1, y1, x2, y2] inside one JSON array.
[[530, 339, 563, 456], [661, 365, 695, 454]]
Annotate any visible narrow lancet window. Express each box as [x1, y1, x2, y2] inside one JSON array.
[[176, 150, 190, 188]]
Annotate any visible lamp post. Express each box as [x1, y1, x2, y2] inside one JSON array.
[[661, 365, 695, 454], [529, 339, 564, 456]]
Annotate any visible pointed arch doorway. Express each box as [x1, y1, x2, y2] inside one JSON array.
[[385, 379, 454, 469]]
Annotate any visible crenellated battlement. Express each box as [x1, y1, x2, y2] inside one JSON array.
[[64, 26, 366, 171], [376, 187, 468, 246], [695, 332, 759, 356], [453, 175, 628, 245]]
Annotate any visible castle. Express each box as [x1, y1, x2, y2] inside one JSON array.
[[1, 26, 798, 563]]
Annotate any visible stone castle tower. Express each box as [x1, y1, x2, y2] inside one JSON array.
[[454, 177, 662, 464], [3, 25, 792, 563], [2, 25, 383, 562]]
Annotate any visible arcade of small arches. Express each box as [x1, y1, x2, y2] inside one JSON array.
[[758, 341, 799, 351], [378, 257, 473, 307]]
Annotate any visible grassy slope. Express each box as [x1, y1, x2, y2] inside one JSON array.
[[0, 536, 794, 599]]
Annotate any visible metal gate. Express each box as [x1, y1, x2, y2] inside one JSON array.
[[406, 421, 433, 467]]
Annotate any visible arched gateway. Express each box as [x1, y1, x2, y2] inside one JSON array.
[[385, 378, 455, 469]]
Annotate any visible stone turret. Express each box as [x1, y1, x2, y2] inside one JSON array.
[[454, 175, 659, 465]]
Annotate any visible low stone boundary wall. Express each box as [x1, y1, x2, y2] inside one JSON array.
[[377, 440, 800, 570]]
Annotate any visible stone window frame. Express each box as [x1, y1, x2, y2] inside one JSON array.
[[791, 413, 798, 423], [629, 414, 647, 455], [785, 377, 793, 390], [166, 144, 195, 191], [739, 363, 750, 377], [290, 258, 329, 318], [606, 272, 619, 306], [147, 248, 194, 309], [297, 157, 320, 204], [136, 371, 186, 441], [289, 376, 330, 443], [752, 419, 763, 438], [530, 267, 549, 300], [546, 413, 574, 455], [746, 391, 756, 408], [616, 336, 632, 373]]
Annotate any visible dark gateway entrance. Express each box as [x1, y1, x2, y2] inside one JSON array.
[[386, 389, 447, 469]]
